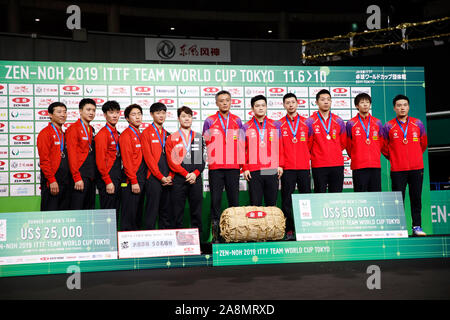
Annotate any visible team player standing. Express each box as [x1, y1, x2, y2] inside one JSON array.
[[37, 90, 428, 240]]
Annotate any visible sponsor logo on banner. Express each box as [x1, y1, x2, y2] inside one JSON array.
[[331, 87, 350, 97], [245, 87, 265, 97], [0, 109, 7, 121], [10, 184, 35, 196], [267, 87, 286, 97], [10, 159, 35, 171], [10, 172, 35, 184], [178, 86, 199, 97], [108, 86, 130, 97], [0, 186, 8, 197], [35, 110, 48, 121], [0, 84, 7, 95], [84, 85, 107, 96], [132, 98, 154, 108], [10, 109, 34, 121], [10, 147, 34, 158], [0, 97, 7, 108], [223, 87, 243, 97], [155, 86, 177, 97], [158, 98, 176, 109], [9, 84, 33, 96], [201, 110, 216, 120], [145, 38, 231, 62], [288, 87, 308, 97], [343, 178, 353, 189], [92, 98, 106, 106], [9, 122, 33, 133], [0, 135, 7, 146], [351, 87, 371, 97], [0, 160, 8, 171], [10, 134, 33, 146], [333, 109, 351, 121], [344, 166, 352, 178], [267, 99, 283, 108], [268, 109, 285, 120], [308, 87, 329, 98], [132, 86, 153, 96], [34, 84, 58, 96], [35, 97, 59, 109], [200, 98, 216, 109], [230, 99, 243, 109], [0, 123, 7, 133], [332, 99, 351, 109], [201, 86, 220, 97], [0, 147, 8, 159], [297, 99, 308, 107], [60, 85, 82, 96], [165, 110, 178, 121], [60, 97, 81, 109], [9, 97, 33, 108]]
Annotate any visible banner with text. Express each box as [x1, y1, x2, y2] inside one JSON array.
[[0, 209, 117, 265], [145, 38, 231, 62], [431, 190, 450, 235], [0, 61, 427, 200], [292, 192, 408, 240], [118, 228, 200, 258]]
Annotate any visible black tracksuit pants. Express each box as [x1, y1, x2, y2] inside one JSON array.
[[391, 169, 424, 227], [281, 169, 311, 232]]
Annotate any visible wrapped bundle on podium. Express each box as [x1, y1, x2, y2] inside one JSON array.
[[219, 206, 286, 243]]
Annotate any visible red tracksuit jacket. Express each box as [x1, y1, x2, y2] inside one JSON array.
[[119, 125, 144, 185], [165, 129, 203, 178], [66, 119, 94, 183], [37, 123, 65, 185], [202, 112, 245, 170], [381, 116, 428, 172], [305, 111, 347, 168], [279, 114, 311, 170], [141, 124, 174, 180], [345, 114, 383, 170], [95, 123, 120, 185], [243, 116, 284, 172]]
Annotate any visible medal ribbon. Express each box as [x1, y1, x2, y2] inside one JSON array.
[[50, 123, 64, 153], [317, 112, 332, 137], [105, 124, 119, 154], [253, 117, 267, 144], [152, 123, 166, 150], [286, 114, 300, 139], [179, 129, 193, 155], [358, 114, 371, 141], [80, 119, 92, 150], [396, 117, 409, 141], [217, 112, 230, 138], [128, 125, 141, 142]]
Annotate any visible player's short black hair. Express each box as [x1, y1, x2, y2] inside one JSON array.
[[79, 98, 96, 110], [102, 100, 120, 113], [48, 102, 67, 114], [251, 95, 267, 107]]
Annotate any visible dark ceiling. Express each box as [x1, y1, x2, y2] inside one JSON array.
[[1, 0, 449, 40]]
